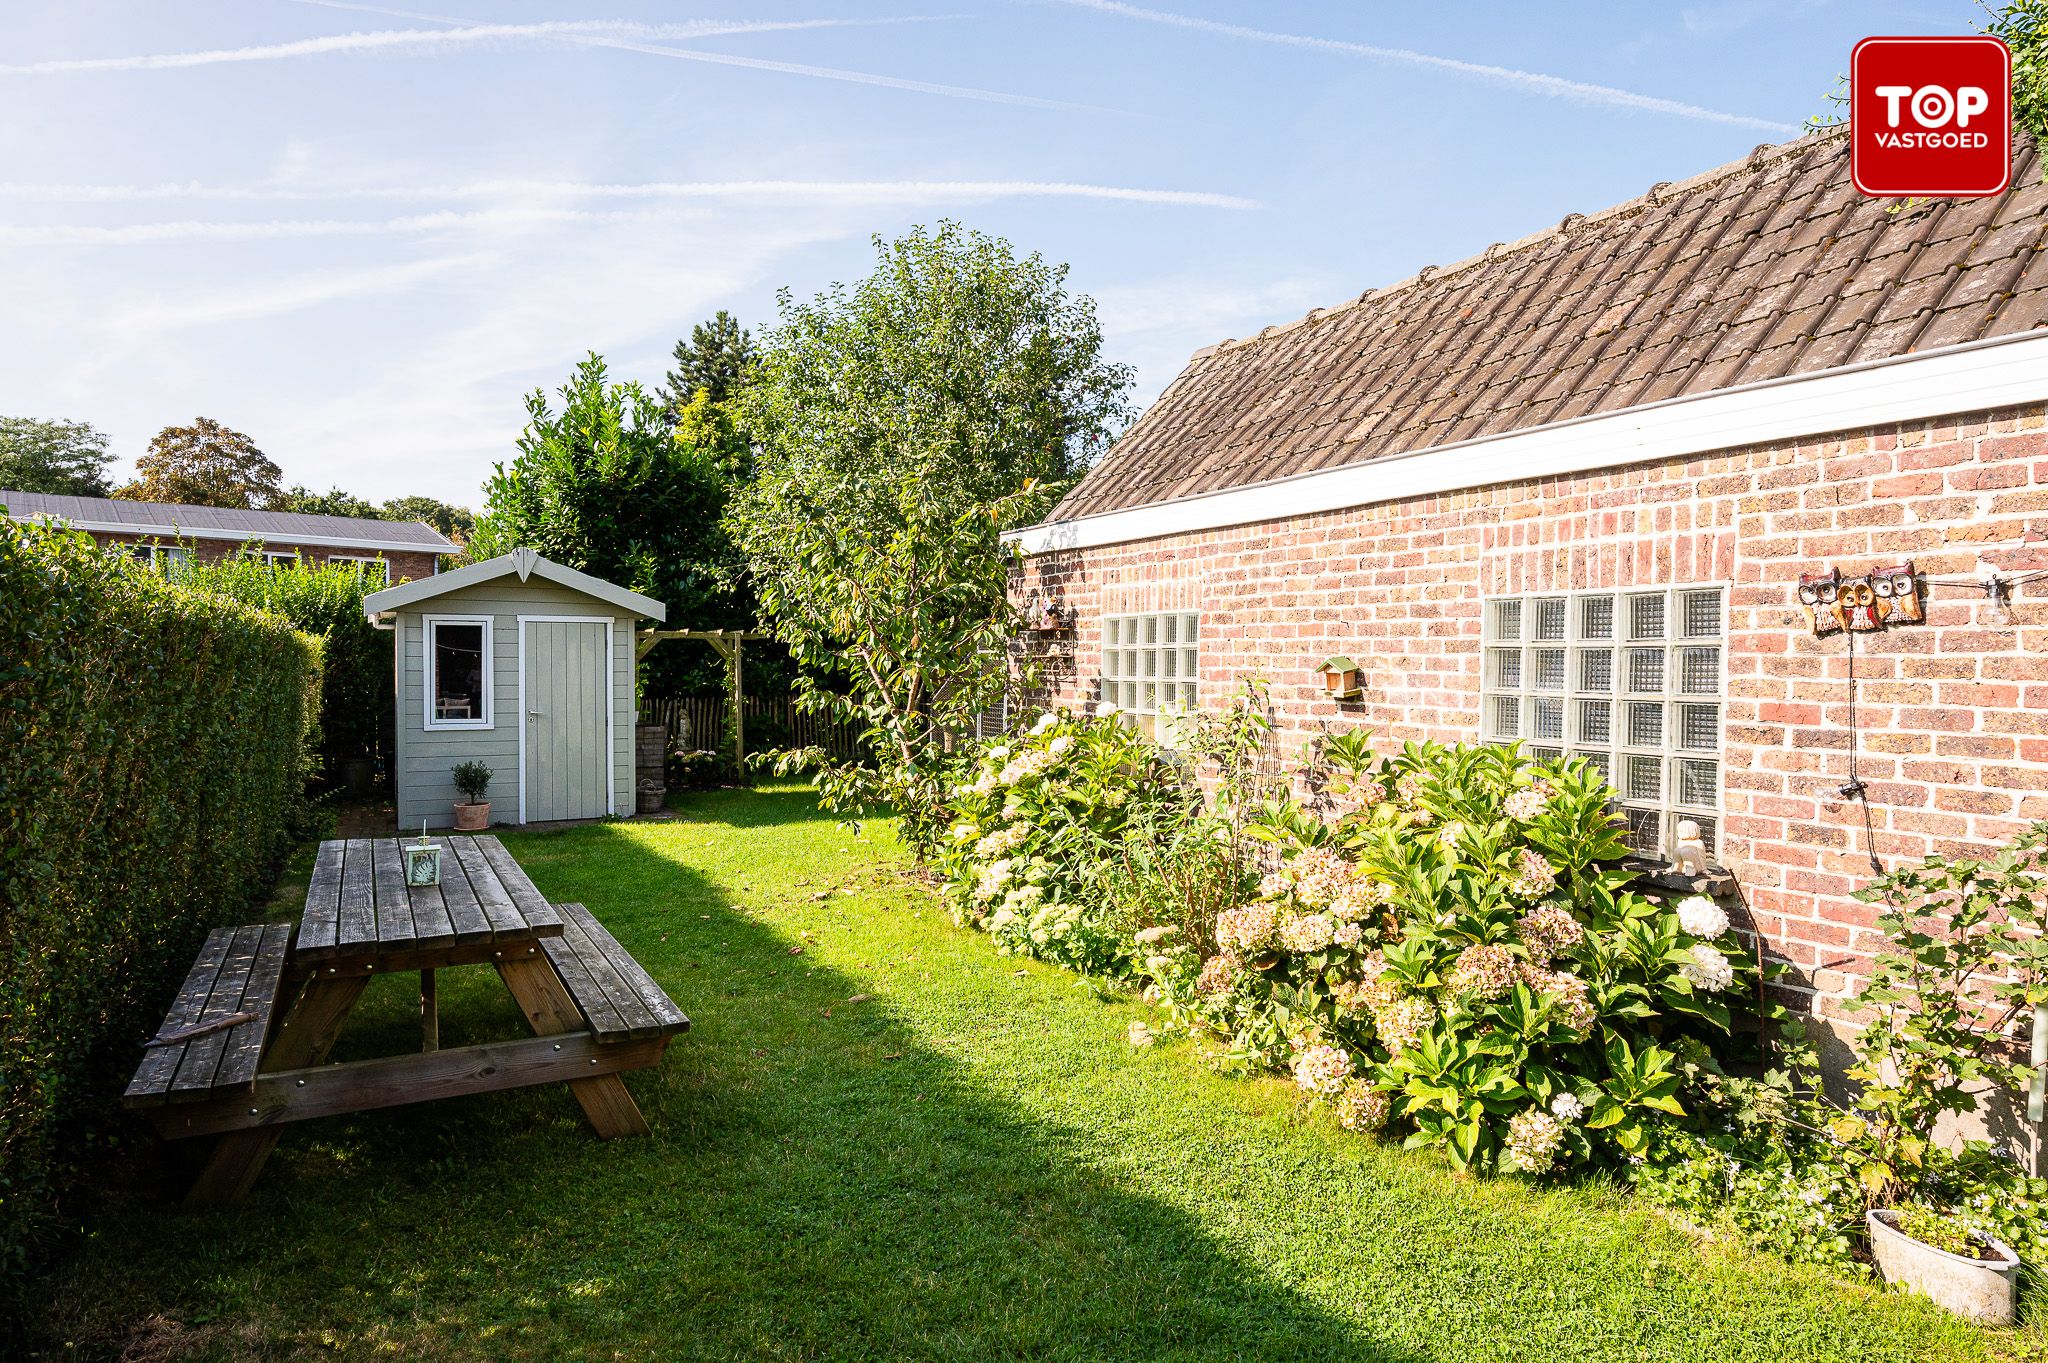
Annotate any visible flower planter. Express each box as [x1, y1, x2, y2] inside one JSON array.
[[1866, 1210, 2020, 1324], [636, 784, 667, 816], [452, 801, 490, 832]]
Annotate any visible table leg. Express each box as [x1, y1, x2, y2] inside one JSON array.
[[185, 973, 370, 1207], [421, 968, 439, 1053], [496, 957, 650, 1139]]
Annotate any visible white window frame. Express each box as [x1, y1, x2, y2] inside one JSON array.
[[262, 549, 299, 567], [424, 614, 494, 731], [1481, 584, 1724, 863], [128, 542, 189, 569], [327, 554, 391, 584], [1101, 611, 1200, 745]]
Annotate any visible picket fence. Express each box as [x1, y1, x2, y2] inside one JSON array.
[[642, 694, 869, 764]]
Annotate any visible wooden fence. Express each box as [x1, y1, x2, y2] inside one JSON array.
[[643, 694, 870, 765]]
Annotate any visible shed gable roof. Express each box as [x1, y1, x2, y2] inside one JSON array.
[[363, 548, 667, 621], [1051, 129, 2048, 523]]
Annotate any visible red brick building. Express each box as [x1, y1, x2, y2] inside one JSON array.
[[1010, 128, 2048, 1033], [1, 489, 454, 583]]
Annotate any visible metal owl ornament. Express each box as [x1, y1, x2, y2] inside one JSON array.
[[1799, 561, 1922, 636]]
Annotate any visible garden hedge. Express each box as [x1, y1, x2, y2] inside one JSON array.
[[168, 554, 393, 781], [0, 521, 320, 1305]]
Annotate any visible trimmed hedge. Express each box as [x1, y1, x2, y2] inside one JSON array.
[[168, 555, 393, 778], [0, 521, 320, 1298]]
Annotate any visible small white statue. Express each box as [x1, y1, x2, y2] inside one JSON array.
[[1673, 819, 1707, 877]]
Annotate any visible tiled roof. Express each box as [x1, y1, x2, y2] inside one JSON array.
[[1053, 129, 2048, 522], [0, 489, 459, 552]]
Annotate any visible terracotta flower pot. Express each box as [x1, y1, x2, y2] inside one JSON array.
[[453, 801, 490, 832], [1866, 1209, 2020, 1324]]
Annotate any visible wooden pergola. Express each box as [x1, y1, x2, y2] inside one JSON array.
[[635, 629, 766, 774]]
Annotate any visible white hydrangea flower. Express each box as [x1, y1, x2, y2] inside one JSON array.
[[1550, 1092, 1586, 1122], [1680, 942, 1735, 993], [1047, 734, 1075, 757], [1094, 701, 1120, 718], [1031, 712, 1059, 735], [1676, 895, 1729, 939]]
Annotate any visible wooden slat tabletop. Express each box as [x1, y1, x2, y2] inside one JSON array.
[[294, 835, 563, 963]]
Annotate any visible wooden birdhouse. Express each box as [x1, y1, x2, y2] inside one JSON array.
[[1318, 656, 1364, 701]]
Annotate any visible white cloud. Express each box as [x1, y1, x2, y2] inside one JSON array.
[[0, 17, 935, 75], [1053, 0, 1799, 133], [0, 178, 1257, 210]]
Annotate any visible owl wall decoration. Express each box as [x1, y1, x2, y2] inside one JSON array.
[[1799, 561, 1922, 636]]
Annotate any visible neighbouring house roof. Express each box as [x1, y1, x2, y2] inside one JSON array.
[[0, 488, 459, 554], [362, 547, 666, 621], [1048, 128, 2048, 526]]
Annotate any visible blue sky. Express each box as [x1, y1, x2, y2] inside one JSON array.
[[0, 0, 1984, 505]]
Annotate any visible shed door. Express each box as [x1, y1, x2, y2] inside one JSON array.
[[523, 620, 609, 822]]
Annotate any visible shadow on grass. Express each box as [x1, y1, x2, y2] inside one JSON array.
[[36, 789, 1405, 1363]]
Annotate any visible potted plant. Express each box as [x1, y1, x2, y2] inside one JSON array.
[[451, 760, 493, 831], [1866, 1208, 2021, 1324]]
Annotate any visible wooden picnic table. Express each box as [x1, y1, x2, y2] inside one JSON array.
[[126, 835, 687, 1206]]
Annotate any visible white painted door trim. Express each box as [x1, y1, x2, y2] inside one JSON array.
[[516, 615, 617, 824]]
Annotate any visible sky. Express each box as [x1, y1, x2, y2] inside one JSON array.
[[0, 0, 1987, 506]]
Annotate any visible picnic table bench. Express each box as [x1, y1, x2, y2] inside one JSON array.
[[125, 835, 687, 1206]]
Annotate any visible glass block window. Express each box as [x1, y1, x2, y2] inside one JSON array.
[[1101, 613, 1198, 737], [1482, 585, 1725, 862]]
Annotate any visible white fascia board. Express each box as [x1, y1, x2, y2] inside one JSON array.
[[1008, 328, 2048, 555], [21, 516, 454, 555], [363, 551, 667, 622]]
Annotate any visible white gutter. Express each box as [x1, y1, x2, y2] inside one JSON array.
[[1009, 327, 2048, 555], [13, 515, 454, 555]]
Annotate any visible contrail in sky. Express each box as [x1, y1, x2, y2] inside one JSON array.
[[1053, 0, 1799, 134]]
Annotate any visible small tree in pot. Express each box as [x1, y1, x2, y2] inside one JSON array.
[[451, 760, 493, 831]]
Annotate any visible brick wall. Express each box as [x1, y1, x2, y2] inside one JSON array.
[[88, 529, 440, 583], [1018, 402, 2048, 1023]]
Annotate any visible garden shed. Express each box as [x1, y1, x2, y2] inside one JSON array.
[[364, 548, 665, 828]]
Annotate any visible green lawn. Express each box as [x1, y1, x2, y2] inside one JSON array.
[[37, 785, 2033, 1361]]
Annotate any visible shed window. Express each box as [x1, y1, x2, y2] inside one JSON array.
[[1482, 585, 1724, 864], [425, 616, 492, 730]]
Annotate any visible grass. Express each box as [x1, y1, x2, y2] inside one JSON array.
[[33, 784, 2036, 1362]]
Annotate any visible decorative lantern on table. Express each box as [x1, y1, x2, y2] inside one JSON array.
[[1318, 656, 1364, 701], [404, 824, 441, 887]]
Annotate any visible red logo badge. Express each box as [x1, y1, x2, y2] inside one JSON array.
[[1851, 36, 2012, 197]]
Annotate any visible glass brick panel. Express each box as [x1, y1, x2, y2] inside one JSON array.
[[1678, 758, 1717, 807], [1678, 646, 1719, 695], [1626, 647, 1665, 693], [1688, 815, 1718, 858], [1629, 593, 1666, 640], [1491, 694, 1520, 739], [1621, 807, 1663, 857], [1579, 595, 1614, 640], [1140, 649, 1157, 678], [1682, 590, 1721, 638], [1491, 648, 1523, 689], [1535, 597, 1567, 641], [1626, 701, 1663, 747], [1180, 648, 1197, 682], [1577, 698, 1611, 744], [1534, 649, 1566, 690], [1678, 703, 1718, 752], [1492, 599, 1523, 641], [1533, 696, 1564, 741], [1575, 750, 1612, 785], [1578, 648, 1613, 692], [1162, 615, 1179, 645], [1161, 649, 1178, 679], [1141, 616, 1158, 645], [1530, 746, 1563, 764], [1181, 681, 1198, 710], [1625, 754, 1662, 801]]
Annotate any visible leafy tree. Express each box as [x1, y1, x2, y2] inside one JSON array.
[[0, 417, 116, 496], [473, 354, 744, 693], [1985, 0, 2047, 149], [730, 221, 1133, 856], [661, 309, 756, 412], [275, 485, 382, 520], [672, 388, 754, 483], [117, 417, 282, 509], [381, 494, 476, 543]]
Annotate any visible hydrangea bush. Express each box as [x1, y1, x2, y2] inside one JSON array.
[[1151, 737, 1757, 1174], [937, 705, 1196, 975]]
